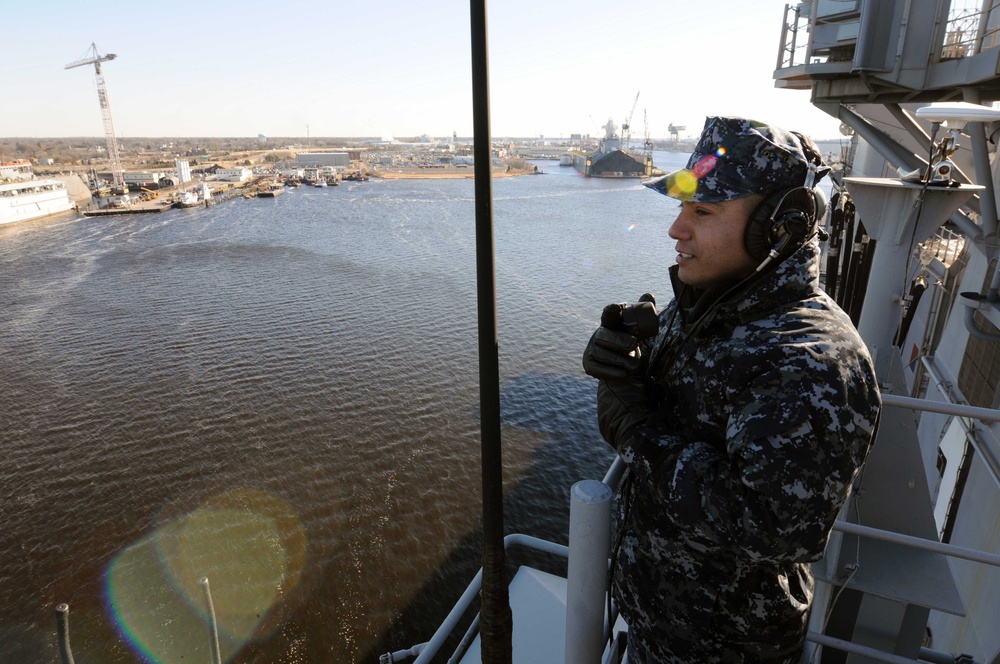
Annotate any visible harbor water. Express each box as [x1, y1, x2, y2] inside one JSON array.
[[0, 153, 686, 662]]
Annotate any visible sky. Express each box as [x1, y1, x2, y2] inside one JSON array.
[[1, 0, 843, 141]]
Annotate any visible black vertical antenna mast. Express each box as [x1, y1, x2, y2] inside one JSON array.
[[469, 0, 513, 662]]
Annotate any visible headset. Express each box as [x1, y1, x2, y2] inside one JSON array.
[[744, 185, 826, 272], [743, 128, 832, 271]]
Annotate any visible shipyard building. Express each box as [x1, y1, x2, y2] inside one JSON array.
[[296, 152, 351, 168]]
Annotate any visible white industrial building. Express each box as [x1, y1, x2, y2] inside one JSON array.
[[122, 172, 166, 189], [215, 167, 253, 182], [175, 160, 192, 184]]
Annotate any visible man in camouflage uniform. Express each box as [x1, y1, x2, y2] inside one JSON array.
[[583, 117, 881, 663]]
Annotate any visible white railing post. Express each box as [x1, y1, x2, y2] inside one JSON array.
[[565, 480, 613, 664]]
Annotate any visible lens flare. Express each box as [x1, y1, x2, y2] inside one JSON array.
[[105, 488, 306, 663], [666, 169, 699, 200], [691, 155, 718, 178], [657, 153, 722, 201], [627, 224, 636, 232]]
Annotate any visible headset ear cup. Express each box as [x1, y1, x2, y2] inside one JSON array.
[[779, 187, 819, 246], [744, 187, 818, 262], [745, 191, 785, 262]]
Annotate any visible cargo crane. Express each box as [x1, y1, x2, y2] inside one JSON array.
[[643, 109, 653, 155], [621, 91, 640, 149], [65, 43, 125, 192]]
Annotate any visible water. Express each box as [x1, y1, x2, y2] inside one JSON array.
[[0, 153, 686, 663]]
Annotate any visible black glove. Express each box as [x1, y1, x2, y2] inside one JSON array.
[[597, 378, 653, 451], [582, 327, 641, 380]]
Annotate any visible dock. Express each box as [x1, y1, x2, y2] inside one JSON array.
[[82, 179, 258, 217], [83, 206, 167, 216]]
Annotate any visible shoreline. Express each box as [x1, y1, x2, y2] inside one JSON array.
[[373, 169, 535, 180]]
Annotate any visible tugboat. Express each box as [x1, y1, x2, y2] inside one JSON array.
[[172, 182, 211, 209], [172, 190, 200, 209], [256, 181, 285, 198]]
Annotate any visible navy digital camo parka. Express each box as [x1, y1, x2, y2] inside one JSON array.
[[608, 238, 881, 663]]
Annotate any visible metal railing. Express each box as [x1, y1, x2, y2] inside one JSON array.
[[380, 534, 571, 664], [55, 575, 224, 664], [777, 2, 815, 70], [831, 518, 1000, 568], [941, 0, 998, 60], [806, 632, 980, 664], [778, 1, 1000, 71], [920, 226, 966, 269], [382, 392, 1000, 664]]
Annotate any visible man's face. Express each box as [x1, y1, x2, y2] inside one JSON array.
[[668, 195, 762, 290]]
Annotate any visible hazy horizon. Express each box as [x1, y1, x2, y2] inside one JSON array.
[[0, 134, 848, 142], [5, 1, 842, 142]]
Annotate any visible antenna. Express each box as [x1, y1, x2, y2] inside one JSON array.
[[66, 43, 125, 191]]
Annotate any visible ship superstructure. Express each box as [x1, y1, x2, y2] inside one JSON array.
[[572, 116, 653, 179], [769, 2, 1000, 661]]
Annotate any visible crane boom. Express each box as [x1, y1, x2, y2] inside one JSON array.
[[621, 91, 640, 148], [66, 43, 124, 190], [64, 47, 116, 71]]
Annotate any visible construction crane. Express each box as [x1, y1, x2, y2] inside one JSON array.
[[621, 91, 640, 148], [65, 43, 125, 191]]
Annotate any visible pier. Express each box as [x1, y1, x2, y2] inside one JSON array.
[[83, 206, 166, 216], [82, 179, 256, 217]]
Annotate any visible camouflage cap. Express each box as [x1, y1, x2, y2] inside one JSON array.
[[643, 116, 830, 202]]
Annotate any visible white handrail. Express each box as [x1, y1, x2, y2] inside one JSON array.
[[565, 481, 613, 664], [831, 520, 1000, 567], [401, 535, 569, 664], [389, 442, 999, 664]]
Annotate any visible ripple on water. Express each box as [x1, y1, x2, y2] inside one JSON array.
[[0, 161, 683, 661]]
